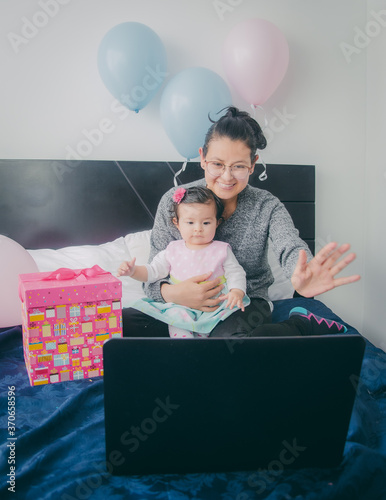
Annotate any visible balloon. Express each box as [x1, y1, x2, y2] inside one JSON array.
[[0, 236, 38, 328], [160, 67, 232, 160], [223, 18, 289, 106], [97, 22, 167, 113]]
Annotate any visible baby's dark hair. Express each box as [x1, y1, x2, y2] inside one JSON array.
[[171, 186, 224, 221], [203, 106, 267, 162]]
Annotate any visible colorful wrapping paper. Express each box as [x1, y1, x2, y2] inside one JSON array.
[[18, 266, 122, 386]]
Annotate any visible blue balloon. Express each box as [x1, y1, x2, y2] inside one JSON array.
[[160, 67, 232, 159], [97, 22, 167, 113]]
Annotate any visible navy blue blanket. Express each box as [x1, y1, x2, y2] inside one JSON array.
[[1, 298, 386, 500]]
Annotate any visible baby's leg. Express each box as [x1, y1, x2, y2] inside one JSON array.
[[168, 325, 194, 338]]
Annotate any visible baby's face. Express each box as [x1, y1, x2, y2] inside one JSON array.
[[174, 201, 218, 249]]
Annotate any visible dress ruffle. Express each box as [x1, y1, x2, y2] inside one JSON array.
[[128, 285, 251, 334]]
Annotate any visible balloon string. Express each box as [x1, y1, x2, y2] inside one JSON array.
[[251, 104, 268, 130], [258, 156, 267, 181], [250, 104, 256, 120], [173, 160, 188, 187]]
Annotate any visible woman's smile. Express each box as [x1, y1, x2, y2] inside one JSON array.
[[216, 180, 237, 190]]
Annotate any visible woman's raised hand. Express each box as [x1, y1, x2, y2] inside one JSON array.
[[291, 242, 361, 298]]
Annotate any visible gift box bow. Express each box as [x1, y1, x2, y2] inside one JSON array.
[[19, 265, 113, 303], [42, 265, 109, 282]]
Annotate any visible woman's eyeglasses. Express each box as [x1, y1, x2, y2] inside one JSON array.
[[204, 161, 251, 180]]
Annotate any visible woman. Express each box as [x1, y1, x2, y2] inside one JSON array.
[[123, 107, 360, 338]]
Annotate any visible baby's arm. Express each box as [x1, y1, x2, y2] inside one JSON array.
[[117, 250, 171, 285], [220, 246, 247, 311], [117, 258, 149, 282], [223, 288, 245, 311]]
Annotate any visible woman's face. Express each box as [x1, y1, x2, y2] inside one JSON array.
[[199, 137, 257, 203]]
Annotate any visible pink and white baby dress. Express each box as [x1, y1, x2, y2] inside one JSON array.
[[128, 240, 250, 335]]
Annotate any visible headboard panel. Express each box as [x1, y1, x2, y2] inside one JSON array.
[[0, 160, 315, 253]]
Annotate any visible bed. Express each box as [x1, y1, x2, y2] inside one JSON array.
[[0, 159, 385, 500]]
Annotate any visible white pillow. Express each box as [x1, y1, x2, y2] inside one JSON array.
[[27, 236, 144, 308], [124, 230, 151, 266], [27, 230, 294, 308], [122, 231, 152, 304], [28, 237, 130, 274]]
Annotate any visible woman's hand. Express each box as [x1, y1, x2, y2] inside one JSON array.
[[291, 242, 361, 298], [161, 272, 224, 312]]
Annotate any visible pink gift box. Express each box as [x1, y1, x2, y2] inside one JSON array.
[[19, 265, 122, 386]]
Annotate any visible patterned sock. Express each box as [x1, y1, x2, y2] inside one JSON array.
[[168, 325, 194, 338], [289, 307, 347, 335]]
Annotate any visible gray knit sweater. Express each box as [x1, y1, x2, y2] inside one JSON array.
[[144, 178, 313, 302]]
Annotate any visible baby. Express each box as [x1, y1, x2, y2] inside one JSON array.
[[118, 186, 249, 338]]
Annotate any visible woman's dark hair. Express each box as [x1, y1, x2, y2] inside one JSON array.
[[202, 106, 267, 161], [171, 186, 224, 221]]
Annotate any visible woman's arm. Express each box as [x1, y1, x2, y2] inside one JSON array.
[[270, 197, 360, 297], [268, 198, 313, 279], [268, 199, 360, 296]]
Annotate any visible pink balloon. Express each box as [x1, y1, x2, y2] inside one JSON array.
[[223, 19, 289, 106], [0, 236, 38, 328]]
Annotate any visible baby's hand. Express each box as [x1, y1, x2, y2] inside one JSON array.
[[222, 289, 245, 311], [117, 258, 136, 277]]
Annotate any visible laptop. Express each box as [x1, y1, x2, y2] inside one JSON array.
[[103, 335, 365, 475]]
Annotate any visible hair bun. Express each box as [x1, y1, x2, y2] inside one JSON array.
[[227, 106, 266, 150], [204, 106, 267, 160], [252, 121, 267, 150], [225, 106, 239, 118]]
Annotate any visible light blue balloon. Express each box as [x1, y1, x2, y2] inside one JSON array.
[[160, 67, 232, 159], [97, 22, 167, 113]]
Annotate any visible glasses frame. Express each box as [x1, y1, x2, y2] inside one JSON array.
[[204, 160, 252, 180]]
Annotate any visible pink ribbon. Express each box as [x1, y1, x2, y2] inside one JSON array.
[[42, 265, 109, 282], [19, 265, 110, 302]]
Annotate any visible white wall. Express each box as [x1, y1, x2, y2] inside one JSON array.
[[364, 0, 386, 350], [0, 0, 382, 347]]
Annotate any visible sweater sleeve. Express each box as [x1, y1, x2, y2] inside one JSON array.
[[267, 197, 313, 279]]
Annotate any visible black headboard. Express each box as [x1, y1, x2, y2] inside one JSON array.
[[0, 160, 315, 253]]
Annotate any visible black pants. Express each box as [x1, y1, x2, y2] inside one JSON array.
[[122, 298, 310, 338]]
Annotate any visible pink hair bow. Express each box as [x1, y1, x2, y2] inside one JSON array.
[[173, 187, 186, 204]]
